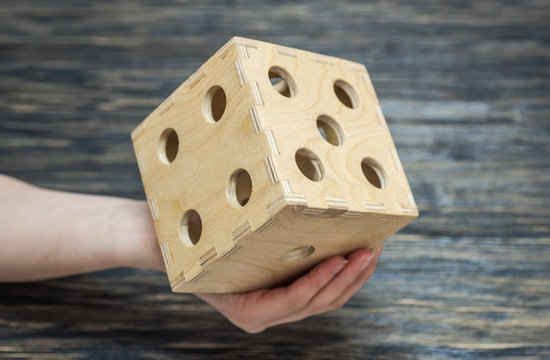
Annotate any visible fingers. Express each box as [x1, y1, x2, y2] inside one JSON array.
[[261, 248, 378, 329], [213, 255, 350, 333], [308, 248, 378, 313], [327, 248, 382, 310], [265, 254, 349, 315], [273, 249, 375, 324], [196, 248, 382, 334]]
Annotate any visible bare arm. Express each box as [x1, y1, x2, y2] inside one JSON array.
[[0, 174, 381, 333], [0, 174, 163, 281]]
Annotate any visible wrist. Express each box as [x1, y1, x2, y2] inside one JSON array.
[[108, 198, 165, 272]]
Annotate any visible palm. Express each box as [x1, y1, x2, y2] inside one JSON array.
[[196, 248, 381, 333]]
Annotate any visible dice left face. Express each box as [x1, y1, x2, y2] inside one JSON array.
[[131, 38, 283, 291]]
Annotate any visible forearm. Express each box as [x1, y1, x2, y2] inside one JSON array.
[[0, 174, 163, 282], [0, 173, 383, 333]]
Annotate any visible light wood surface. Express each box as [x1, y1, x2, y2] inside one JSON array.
[[1, 1, 549, 358], [132, 37, 417, 292]]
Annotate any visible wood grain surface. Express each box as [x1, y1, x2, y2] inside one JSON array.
[[1, 1, 549, 359], [132, 37, 418, 293]]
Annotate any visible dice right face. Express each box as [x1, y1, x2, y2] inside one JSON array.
[[131, 37, 418, 293]]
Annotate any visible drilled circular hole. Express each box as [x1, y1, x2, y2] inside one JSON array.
[[317, 115, 345, 146], [361, 157, 387, 189], [280, 246, 315, 262], [295, 148, 325, 182], [228, 169, 252, 207], [180, 209, 202, 247], [203, 86, 226, 123], [158, 128, 179, 164], [268, 66, 296, 98], [334, 80, 359, 109]]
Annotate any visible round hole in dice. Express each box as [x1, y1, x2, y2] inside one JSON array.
[[228, 169, 252, 207], [361, 157, 387, 189], [268, 66, 296, 98], [158, 128, 179, 164], [295, 148, 325, 182], [333, 80, 359, 109], [203, 86, 226, 123], [180, 209, 202, 247], [317, 115, 345, 146], [280, 246, 315, 262]]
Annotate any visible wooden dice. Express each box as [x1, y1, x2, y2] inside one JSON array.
[[131, 37, 418, 293]]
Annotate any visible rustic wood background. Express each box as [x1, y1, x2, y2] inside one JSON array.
[[1, 1, 549, 358]]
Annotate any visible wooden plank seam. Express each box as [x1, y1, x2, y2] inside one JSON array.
[[249, 107, 263, 133], [222, 245, 242, 259], [190, 270, 208, 283], [267, 195, 285, 215], [158, 96, 175, 115], [232, 220, 251, 242], [200, 247, 218, 267], [187, 69, 205, 89], [148, 198, 160, 221], [171, 271, 187, 290], [234, 59, 247, 85], [255, 217, 278, 233], [160, 242, 172, 268], [136, 151, 146, 175]]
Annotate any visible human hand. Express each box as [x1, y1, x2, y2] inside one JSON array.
[[196, 248, 382, 333], [127, 201, 382, 333], [0, 181, 380, 328]]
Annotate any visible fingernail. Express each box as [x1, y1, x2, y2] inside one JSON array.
[[367, 250, 376, 261], [333, 260, 349, 275], [360, 251, 374, 272]]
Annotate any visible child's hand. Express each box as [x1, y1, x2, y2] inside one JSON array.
[[196, 248, 381, 333]]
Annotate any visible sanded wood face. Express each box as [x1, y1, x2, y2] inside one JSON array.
[[131, 37, 418, 293]]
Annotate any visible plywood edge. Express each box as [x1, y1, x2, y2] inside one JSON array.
[[233, 36, 368, 70]]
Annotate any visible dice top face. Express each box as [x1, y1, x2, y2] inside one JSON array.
[[131, 37, 418, 293]]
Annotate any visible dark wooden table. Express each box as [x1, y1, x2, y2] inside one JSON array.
[[1, 1, 549, 358]]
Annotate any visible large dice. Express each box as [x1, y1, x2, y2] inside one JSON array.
[[131, 37, 418, 293]]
